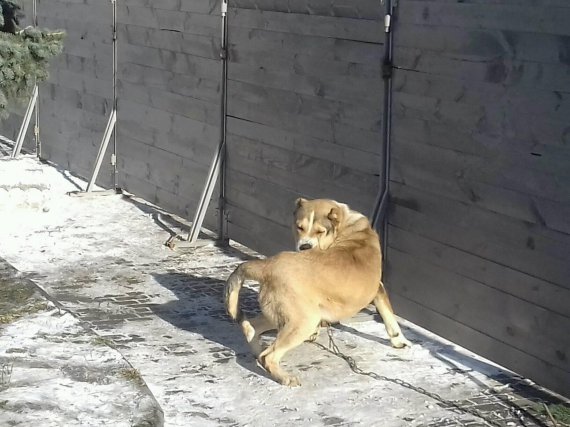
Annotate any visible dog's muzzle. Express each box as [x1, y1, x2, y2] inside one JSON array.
[[299, 243, 312, 251]]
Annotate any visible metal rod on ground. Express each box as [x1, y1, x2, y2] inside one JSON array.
[[187, 143, 223, 243], [11, 85, 39, 158], [85, 109, 117, 192], [186, 0, 229, 245]]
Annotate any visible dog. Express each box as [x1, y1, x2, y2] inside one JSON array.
[[225, 198, 410, 386]]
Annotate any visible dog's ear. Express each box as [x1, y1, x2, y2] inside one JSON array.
[[328, 207, 342, 228], [295, 198, 307, 210]]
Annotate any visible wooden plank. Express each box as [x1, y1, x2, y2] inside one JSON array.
[[229, 45, 382, 80], [231, 0, 382, 19], [228, 62, 382, 109], [46, 83, 112, 116], [227, 91, 383, 151], [394, 47, 570, 92], [389, 182, 570, 259], [122, 0, 180, 11], [228, 8, 382, 42], [397, 0, 570, 7], [396, 23, 569, 65], [226, 168, 303, 227], [227, 79, 382, 131], [386, 248, 570, 372], [119, 81, 220, 126], [388, 196, 570, 288], [119, 99, 220, 161], [394, 90, 570, 151], [393, 71, 570, 128], [398, 1, 570, 36], [54, 53, 112, 80], [227, 116, 382, 173], [391, 137, 570, 204], [229, 26, 383, 65], [118, 63, 220, 104], [119, 24, 220, 60], [391, 114, 570, 179], [119, 43, 221, 77], [391, 159, 547, 225], [388, 225, 570, 317], [388, 293, 570, 397], [226, 133, 379, 206], [51, 69, 113, 100], [226, 203, 293, 255], [117, 5, 220, 37]]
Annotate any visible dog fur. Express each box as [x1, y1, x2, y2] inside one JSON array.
[[225, 198, 410, 386]]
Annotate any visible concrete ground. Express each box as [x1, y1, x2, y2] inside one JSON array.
[[0, 151, 568, 426]]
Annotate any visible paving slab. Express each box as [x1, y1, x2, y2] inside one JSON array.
[[0, 254, 163, 427], [0, 153, 568, 426]]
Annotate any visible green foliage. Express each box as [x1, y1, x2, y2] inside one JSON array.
[[0, 0, 64, 119]]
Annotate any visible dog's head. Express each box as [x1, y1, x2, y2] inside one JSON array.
[[292, 198, 347, 251]]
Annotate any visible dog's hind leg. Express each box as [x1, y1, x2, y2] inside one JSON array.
[[225, 259, 267, 321], [258, 316, 320, 387], [373, 282, 411, 348], [241, 314, 275, 356]]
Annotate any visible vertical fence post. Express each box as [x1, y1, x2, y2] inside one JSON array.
[[186, 0, 229, 244], [84, 0, 118, 192], [371, 1, 396, 262]]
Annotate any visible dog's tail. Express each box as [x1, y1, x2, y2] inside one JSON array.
[[225, 260, 266, 322]]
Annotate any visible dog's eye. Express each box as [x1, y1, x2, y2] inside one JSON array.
[[317, 229, 326, 234], [297, 225, 304, 231]]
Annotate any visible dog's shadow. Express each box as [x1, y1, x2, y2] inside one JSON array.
[[151, 272, 272, 379]]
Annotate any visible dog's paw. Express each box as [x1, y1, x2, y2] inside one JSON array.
[[281, 375, 301, 387], [241, 320, 256, 342], [390, 334, 412, 349]]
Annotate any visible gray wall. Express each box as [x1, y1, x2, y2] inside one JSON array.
[[386, 0, 570, 396], [225, 0, 386, 254]]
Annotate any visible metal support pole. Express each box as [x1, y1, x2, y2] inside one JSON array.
[[10, 85, 38, 158], [33, 0, 40, 156], [371, 0, 396, 263], [111, 0, 118, 189], [84, 0, 117, 193], [86, 109, 116, 192], [186, 0, 229, 245], [217, 0, 229, 245]]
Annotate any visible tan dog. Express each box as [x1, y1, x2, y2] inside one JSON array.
[[225, 198, 410, 386]]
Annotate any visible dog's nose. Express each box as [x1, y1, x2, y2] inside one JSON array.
[[299, 243, 312, 251]]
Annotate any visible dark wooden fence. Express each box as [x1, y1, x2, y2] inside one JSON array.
[[224, 0, 386, 254], [387, 0, 570, 396], [2, 0, 568, 397]]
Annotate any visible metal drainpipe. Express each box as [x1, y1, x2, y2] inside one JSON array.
[[372, 0, 396, 262], [217, 0, 229, 245]]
